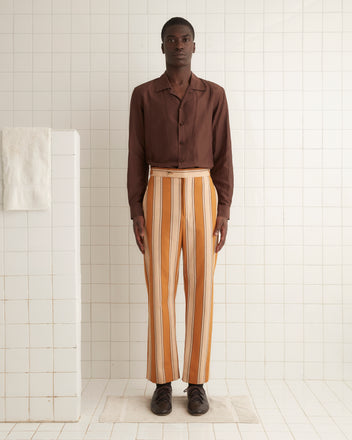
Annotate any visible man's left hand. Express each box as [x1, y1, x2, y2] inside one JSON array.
[[213, 215, 228, 253]]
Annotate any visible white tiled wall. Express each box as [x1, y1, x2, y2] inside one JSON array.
[[0, 130, 81, 422], [0, 0, 351, 387]]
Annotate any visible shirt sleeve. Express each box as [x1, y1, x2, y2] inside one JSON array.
[[210, 87, 234, 220], [127, 87, 149, 219]]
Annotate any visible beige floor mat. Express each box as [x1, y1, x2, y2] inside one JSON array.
[[99, 394, 259, 423]]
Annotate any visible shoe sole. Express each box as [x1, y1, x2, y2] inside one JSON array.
[[187, 409, 209, 415], [151, 407, 172, 416]]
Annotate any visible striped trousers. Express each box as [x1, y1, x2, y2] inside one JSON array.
[[142, 167, 218, 384]]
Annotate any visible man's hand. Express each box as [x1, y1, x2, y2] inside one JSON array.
[[213, 215, 228, 253], [133, 215, 146, 254]]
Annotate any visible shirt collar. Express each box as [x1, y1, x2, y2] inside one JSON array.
[[154, 71, 206, 92]]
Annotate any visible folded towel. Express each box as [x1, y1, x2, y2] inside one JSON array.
[[1, 127, 51, 210]]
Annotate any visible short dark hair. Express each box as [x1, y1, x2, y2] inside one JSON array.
[[161, 17, 195, 41]]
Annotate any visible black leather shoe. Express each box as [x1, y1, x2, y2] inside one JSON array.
[[184, 384, 209, 415], [151, 382, 172, 415]]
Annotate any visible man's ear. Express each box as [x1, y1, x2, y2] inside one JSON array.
[[161, 43, 165, 53], [193, 42, 196, 53]]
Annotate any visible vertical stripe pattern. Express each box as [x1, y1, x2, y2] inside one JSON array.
[[143, 168, 218, 384]]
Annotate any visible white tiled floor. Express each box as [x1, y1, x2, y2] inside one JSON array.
[[1, 379, 352, 440]]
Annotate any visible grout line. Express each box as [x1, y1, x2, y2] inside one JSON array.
[[127, 0, 131, 387], [245, 379, 269, 439], [282, 379, 324, 439], [2, 0, 16, 422], [322, 0, 325, 383], [261, 4, 270, 439], [28, 0, 33, 419], [283, 380, 316, 440], [223, 0, 228, 387], [51, 0, 55, 420], [89, 0, 93, 382], [108, 0, 111, 383], [300, 379, 350, 440], [81, 378, 110, 440], [341, 0, 345, 383], [243, 0, 247, 387], [324, 380, 352, 438], [263, 0, 266, 383], [302, 0, 305, 382], [282, 0, 286, 382]]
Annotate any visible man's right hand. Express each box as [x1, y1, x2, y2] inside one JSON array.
[[133, 215, 146, 254]]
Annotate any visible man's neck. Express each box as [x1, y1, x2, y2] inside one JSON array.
[[165, 66, 192, 86]]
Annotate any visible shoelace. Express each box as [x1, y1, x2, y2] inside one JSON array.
[[183, 385, 205, 402], [155, 385, 172, 403]]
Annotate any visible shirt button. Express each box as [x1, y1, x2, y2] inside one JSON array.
[[179, 121, 184, 126]]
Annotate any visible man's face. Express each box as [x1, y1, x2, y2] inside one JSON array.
[[161, 24, 195, 68]]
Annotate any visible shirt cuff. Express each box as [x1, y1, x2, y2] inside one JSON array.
[[217, 204, 230, 220], [130, 203, 144, 220]]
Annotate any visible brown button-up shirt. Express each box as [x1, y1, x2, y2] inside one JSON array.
[[127, 71, 234, 219]]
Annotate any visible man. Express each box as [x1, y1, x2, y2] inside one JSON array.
[[127, 17, 233, 416]]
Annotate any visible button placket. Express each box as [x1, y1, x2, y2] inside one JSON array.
[[178, 106, 184, 164]]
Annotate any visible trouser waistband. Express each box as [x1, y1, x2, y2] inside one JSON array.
[[150, 167, 210, 178]]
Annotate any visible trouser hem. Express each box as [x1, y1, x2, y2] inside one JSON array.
[[147, 375, 180, 385]]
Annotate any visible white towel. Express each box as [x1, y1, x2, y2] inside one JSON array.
[[1, 127, 51, 210]]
